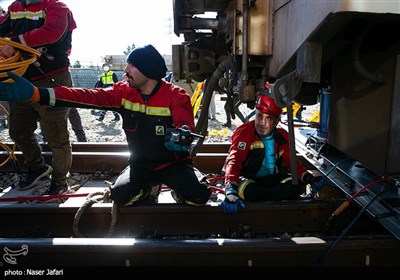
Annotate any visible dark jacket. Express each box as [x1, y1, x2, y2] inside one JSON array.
[[38, 80, 195, 170]]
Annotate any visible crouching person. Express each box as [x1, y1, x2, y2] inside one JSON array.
[[110, 154, 211, 207], [0, 44, 211, 206], [221, 95, 326, 214]]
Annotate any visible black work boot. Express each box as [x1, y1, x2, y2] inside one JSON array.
[[141, 185, 161, 205], [77, 134, 87, 142], [43, 181, 70, 195], [222, 122, 231, 128]]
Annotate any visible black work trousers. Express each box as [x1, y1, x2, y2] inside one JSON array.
[[238, 174, 306, 201], [110, 160, 211, 207]]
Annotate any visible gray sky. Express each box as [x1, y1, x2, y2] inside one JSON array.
[[0, 0, 183, 66]]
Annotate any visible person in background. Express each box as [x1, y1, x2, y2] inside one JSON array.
[[68, 108, 87, 142], [39, 107, 87, 143], [0, 0, 78, 195], [0, 44, 212, 207], [95, 64, 120, 122], [220, 95, 326, 214], [90, 80, 101, 116], [222, 80, 246, 128], [209, 90, 217, 121], [200, 80, 216, 121]]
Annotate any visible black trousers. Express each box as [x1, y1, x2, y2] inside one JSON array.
[[238, 174, 306, 201], [110, 160, 211, 207]]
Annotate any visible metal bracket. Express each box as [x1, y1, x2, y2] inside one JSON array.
[[273, 70, 303, 184]]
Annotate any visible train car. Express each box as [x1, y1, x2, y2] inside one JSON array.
[[172, 0, 400, 240]]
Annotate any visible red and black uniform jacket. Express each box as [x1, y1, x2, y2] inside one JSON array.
[[38, 80, 195, 170], [223, 120, 309, 185], [0, 0, 76, 80]]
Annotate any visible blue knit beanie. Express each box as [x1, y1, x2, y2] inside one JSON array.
[[127, 45, 168, 80]]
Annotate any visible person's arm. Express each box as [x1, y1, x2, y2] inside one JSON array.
[[223, 124, 251, 185], [97, 78, 104, 88], [0, 71, 127, 110], [169, 87, 195, 131], [113, 73, 119, 83], [221, 126, 249, 214]]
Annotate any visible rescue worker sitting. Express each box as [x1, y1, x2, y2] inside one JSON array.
[[221, 95, 326, 214]]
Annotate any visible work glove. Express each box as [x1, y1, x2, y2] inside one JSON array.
[[221, 182, 246, 214], [164, 125, 192, 152], [300, 174, 327, 199], [0, 71, 38, 101]]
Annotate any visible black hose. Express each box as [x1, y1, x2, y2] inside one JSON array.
[[314, 189, 385, 267], [191, 59, 230, 157]]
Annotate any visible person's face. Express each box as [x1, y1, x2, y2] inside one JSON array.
[[123, 63, 148, 90], [254, 109, 279, 136]]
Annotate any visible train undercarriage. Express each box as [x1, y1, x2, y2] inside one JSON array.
[[172, 0, 400, 241]]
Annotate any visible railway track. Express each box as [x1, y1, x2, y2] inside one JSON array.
[[0, 142, 230, 173], [0, 142, 399, 268]]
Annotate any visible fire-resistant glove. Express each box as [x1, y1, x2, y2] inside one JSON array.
[[0, 71, 39, 102], [164, 125, 191, 152], [221, 182, 246, 214], [300, 174, 327, 199]]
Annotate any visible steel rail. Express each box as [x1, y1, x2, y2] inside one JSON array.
[[0, 143, 229, 173], [0, 142, 230, 153], [1, 235, 399, 267], [0, 199, 383, 238]]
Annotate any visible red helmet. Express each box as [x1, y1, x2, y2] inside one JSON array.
[[255, 95, 282, 117]]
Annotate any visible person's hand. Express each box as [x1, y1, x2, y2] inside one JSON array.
[[1, 44, 15, 58], [164, 125, 191, 152], [0, 71, 36, 101], [164, 140, 189, 152], [221, 183, 245, 214]]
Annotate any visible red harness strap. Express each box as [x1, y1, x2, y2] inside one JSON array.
[[0, 193, 90, 202]]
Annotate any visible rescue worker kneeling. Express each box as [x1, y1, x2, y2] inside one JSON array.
[[221, 94, 326, 214], [0, 44, 211, 207]]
